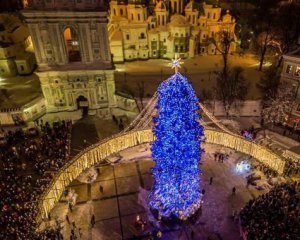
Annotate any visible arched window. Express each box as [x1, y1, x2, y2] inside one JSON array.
[[120, 9, 123, 15], [140, 33, 145, 39], [113, 8, 116, 16], [64, 27, 81, 62]]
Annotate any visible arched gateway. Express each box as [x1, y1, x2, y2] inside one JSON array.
[[37, 128, 285, 222]]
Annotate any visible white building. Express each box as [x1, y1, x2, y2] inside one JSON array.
[[108, 0, 237, 63], [21, 0, 138, 117], [281, 54, 300, 127]]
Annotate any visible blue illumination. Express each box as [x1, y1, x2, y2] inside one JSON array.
[[149, 72, 204, 220]]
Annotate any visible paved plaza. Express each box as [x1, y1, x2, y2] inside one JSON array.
[[45, 144, 266, 240], [115, 54, 264, 100]]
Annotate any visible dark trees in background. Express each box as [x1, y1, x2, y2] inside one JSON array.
[[215, 67, 247, 118], [245, 0, 300, 71], [211, 29, 236, 83], [273, 1, 300, 68], [0, 0, 24, 12], [257, 66, 281, 104]]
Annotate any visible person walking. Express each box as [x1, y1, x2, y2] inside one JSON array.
[[72, 221, 77, 230], [78, 228, 82, 238], [66, 214, 70, 224], [232, 187, 236, 195], [209, 177, 213, 185], [99, 185, 104, 194], [191, 230, 194, 240], [68, 202, 73, 212], [91, 214, 96, 228]]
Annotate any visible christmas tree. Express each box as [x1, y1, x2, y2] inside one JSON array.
[[149, 59, 204, 220]]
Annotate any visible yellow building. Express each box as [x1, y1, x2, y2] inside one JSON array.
[[108, 0, 237, 63], [0, 14, 36, 77]]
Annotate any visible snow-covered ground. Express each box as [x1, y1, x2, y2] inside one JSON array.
[[43, 142, 282, 240]]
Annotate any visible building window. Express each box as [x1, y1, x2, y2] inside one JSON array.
[[20, 65, 24, 71], [120, 9, 123, 15], [131, 14, 134, 20], [294, 66, 300, 76], [113, 9, 116, 15], [180, 46, 183, 52], [286, 65, 293, 74], [208, 13, 210, 19], [164, 38, 166, 42], [47, 50, 52, 54], [138, 14, 140, 21], [126, 34, 130, 40], [94, 49, 99, 54], [140, 33, 145, 39], [153, 51, 156, 55], [213, 13, 216, 19]]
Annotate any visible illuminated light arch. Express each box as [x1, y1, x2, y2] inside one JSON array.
[[37, 129, 285, 222]]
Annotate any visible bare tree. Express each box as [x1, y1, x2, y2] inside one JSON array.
[[256, 29, 277, 71], [136, 80, 145, 110], [257, 66, 281, 103], [262, 82, 295, 126], [273, 1, 300, 68], [211, 29, 236, 81], [215, 66, 247, 118]]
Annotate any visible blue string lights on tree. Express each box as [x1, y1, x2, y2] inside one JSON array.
[[149, 57, 204, 221]]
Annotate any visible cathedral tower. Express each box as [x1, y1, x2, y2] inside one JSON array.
[[22, 0, 117, 117]]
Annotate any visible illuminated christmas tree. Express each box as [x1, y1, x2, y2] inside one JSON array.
[[149, 58, 204, 220]]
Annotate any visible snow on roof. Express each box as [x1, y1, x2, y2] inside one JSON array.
[[288, 145, 300, 155], [110, 16, 128, 23], [110, 30, 123, 42], [170, 14, 189, 27], [11, 25, 30, 43]]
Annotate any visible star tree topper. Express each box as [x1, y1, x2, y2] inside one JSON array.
[[170, 55, 184, 73]]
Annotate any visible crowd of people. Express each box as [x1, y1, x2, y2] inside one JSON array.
[[284, 159, 300, 176], [0, 120, 72, 239], [240, 182, 300, 240]]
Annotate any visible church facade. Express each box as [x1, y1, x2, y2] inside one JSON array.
[[22, 0, 137, 117], [108, 0, 237, 63]]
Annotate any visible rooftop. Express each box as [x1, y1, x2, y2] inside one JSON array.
[[0, 74, 42, 109], [37, 60, 114, 72]]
